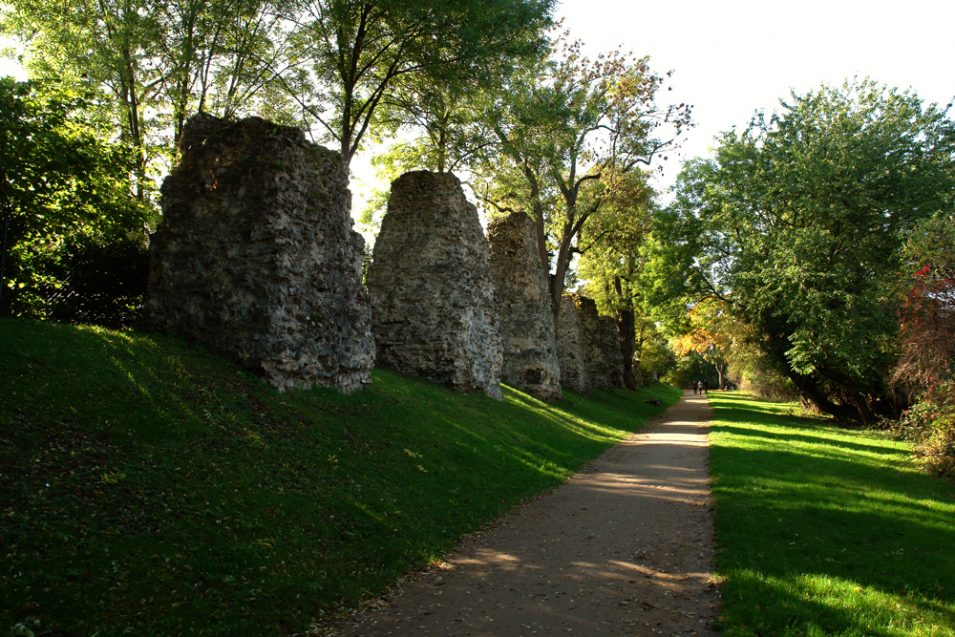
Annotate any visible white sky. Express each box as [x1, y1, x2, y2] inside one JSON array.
[[556, 0, 955, 194]]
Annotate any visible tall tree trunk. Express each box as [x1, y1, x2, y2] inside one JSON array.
[[550, 239, 573, 321], [763, 329, 861, 421], [614, 276, 638, 390]]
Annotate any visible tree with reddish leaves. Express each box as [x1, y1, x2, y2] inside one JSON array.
[[894, 249, 955, 397], [894, 214, 955, 476]]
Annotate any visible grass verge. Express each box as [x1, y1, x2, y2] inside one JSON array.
[[708, 391, 955, 637], [0, 318, 679, 636]]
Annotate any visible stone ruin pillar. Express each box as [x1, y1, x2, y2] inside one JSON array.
[[556, 295, 590, 394], [146, 114, 375, 392], [487, 213, 561, 401], [600, 315, 626, 389], [366, 171, 503, 398], [577, 296, 626, 391]]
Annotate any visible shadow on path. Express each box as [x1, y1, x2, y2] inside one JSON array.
[[328, 392, 720, 637]]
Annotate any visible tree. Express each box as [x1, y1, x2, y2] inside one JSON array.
[[671, 299, 732, 390], [656, 80, 955, 423], [283, 0, 554, 169], [4, 0, 292, 192], [577, 169, 655, 389], [155, 0, 295, 146], [5, 0, 164, 197], [0, 79, 153, 321], [478, 36, 690, 319], [893, 213, 955, 396], [893, 213, 955, 475]]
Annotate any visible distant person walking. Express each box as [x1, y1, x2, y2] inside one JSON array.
[[692, 381, 698, 395], [702, 380, 708, 394]]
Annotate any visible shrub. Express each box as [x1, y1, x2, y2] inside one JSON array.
[[901, 381, 955, 477], [0, 78, 155, 324]]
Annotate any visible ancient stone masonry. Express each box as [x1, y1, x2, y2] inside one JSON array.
[[487, 213, 561, 401], [578, 296, 626, 391], [146, 113, 375, 392], [366, 171, 503, 398], [556, 295, 590, 394]]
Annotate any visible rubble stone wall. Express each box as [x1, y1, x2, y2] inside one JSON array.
[[366, 171, 503, 398], [556, 296, 589, 394], [578, 296, 625, 391], [147, 113, 375, 392], [487, 213, 561, 401], [598, 316, 626, 389]]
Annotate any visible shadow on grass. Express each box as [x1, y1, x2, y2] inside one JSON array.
[[716, 423, 910, 457], [708, 393, 955, 637], [0, 318, 683, 636]]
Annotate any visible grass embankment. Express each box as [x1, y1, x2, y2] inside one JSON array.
[[0, 318, 678, 636], [708, 391, 955, 637]]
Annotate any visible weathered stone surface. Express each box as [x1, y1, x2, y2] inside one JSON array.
[[367, 171, 503, 398], [146, 113, 374, 392], [487, 213, 561, 401], [556, 295, 590, 394], [578, 296, 626, 390]]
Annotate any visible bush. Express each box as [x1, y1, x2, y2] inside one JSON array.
[[48, 236, 151, 328], [901, 381, 955, 477], [0, 78, 155, 324]]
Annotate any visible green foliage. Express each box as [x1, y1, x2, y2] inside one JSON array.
[[289, 0, 554, 165], [899, 380, 955, 478], [662, 350, 719, 389], [0, 318, 679, 635], [0, 78, 154, 323], [476, 36, 691, 313], [709, 392, 955, 636], [634, 329, 675, 382], [4, 0, 297, 183], [577, 170, 654, 313], [373, 82, 496, 174], [657, 80, 955, 422], [577, 169, 659, 387]]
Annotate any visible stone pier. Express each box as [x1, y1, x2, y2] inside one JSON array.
[[366, 171, 503, 398], [487, 213, 561, 401], [147, 114, 375, 392]]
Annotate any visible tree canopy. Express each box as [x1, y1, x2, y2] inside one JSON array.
[[0, 78, 153, 322], [651, 80, 955, 422], [283, 0, 554, 167], [477, 36, 691, 317]]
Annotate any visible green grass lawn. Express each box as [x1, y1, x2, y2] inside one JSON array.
[[708, 391, 955, 637], [0, 318, 678, 636]]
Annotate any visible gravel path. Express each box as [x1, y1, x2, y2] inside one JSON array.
[[328, 391, 720, 636]]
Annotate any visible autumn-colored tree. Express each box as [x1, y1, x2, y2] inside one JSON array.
[[893, 213, 955, 396], [670, 299, 732, 389], [478, 35, 690, 318], [894, 213, 955, 476]]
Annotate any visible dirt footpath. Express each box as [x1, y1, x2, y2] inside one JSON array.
[[328, 391, 720, 636]]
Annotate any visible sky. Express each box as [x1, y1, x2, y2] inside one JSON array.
[[556, 0, 955, 194]]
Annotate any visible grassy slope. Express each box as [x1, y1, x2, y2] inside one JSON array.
[[0, 318, 679, 636], [708, 391, 955, 637]]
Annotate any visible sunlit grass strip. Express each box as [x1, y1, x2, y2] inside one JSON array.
[[708, 392, 955, 637]]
